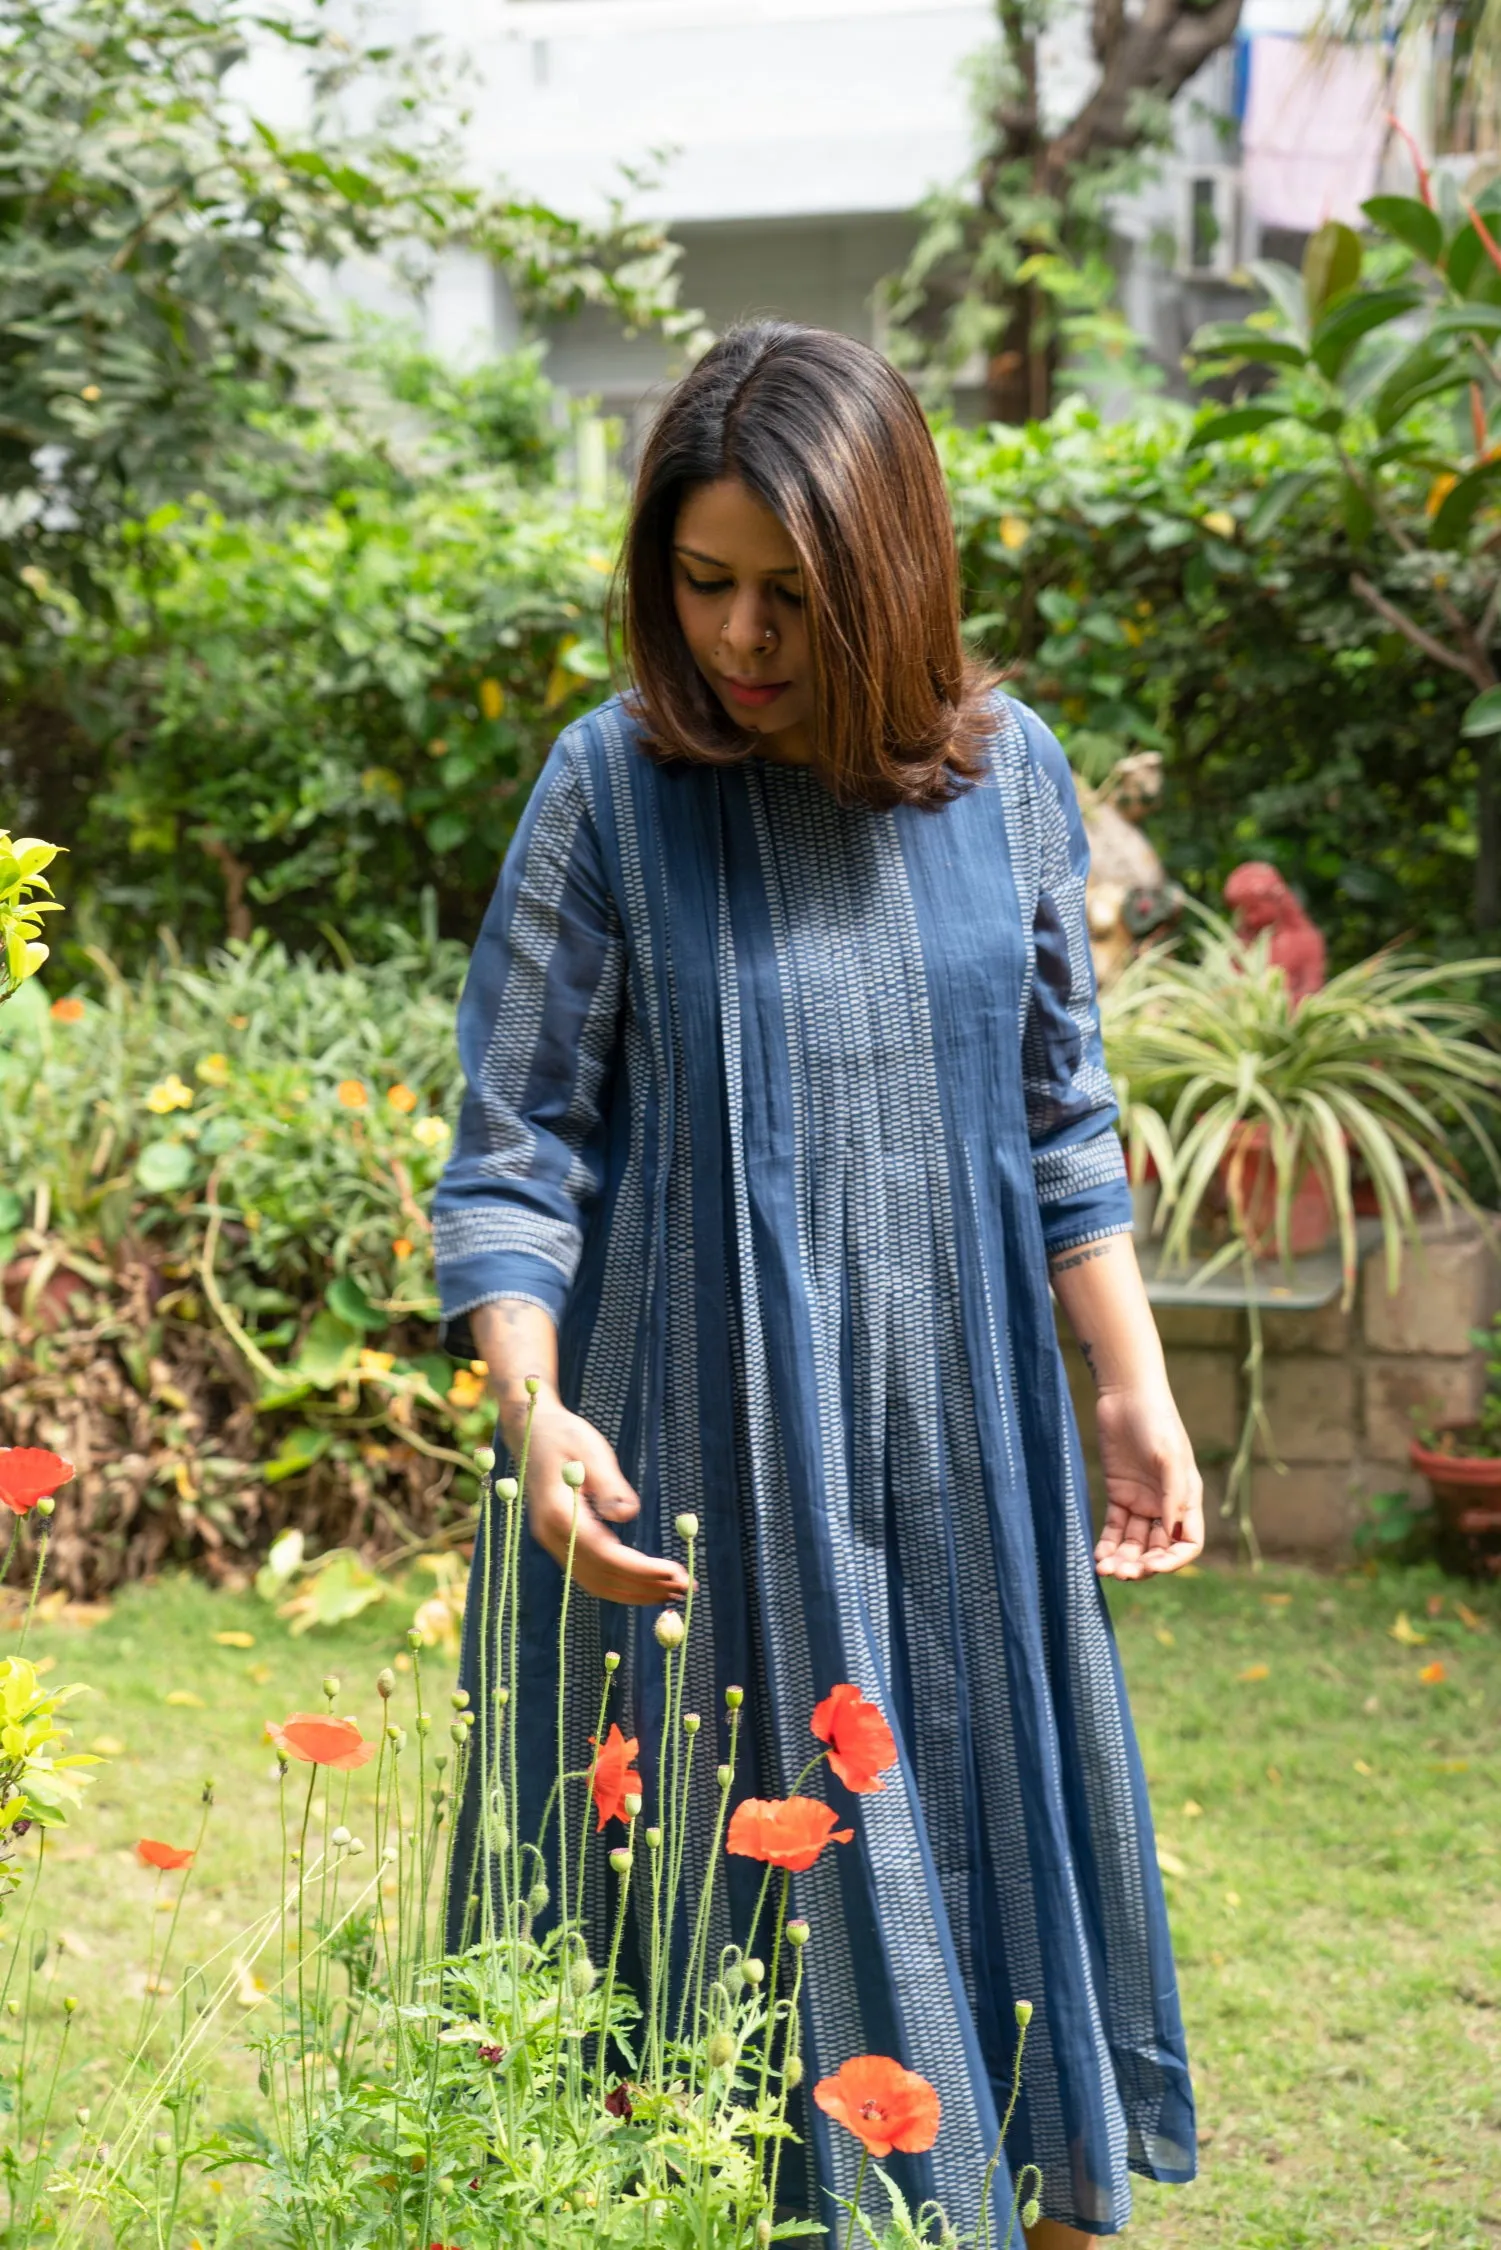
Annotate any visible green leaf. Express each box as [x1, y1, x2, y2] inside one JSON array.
[[1430, 303, 1501, 340], [135, 1140, 195, 1194], [0, 1189, 23, 1233], [1446, 223, 1501, 302], [1186, 405, 1292, 453], [1373, 341, 1471, 435], [1189, 322, 1307, 369], [1310, 286, 1423, 378], [294, 1311, 360, 1388], [1462, 689, 1501, 739], [426, 812, 469, 855], [1245, 470, 1318, 540], [325, 1274, 385, 1331], [280, 1549, 386, 1634], [1431, 459, 1501, 549], [1303, 222, 1363, 323], [197, 1115, 244, 1155], [1340, 479, 1375, 547], [1362, 195, 1444, 265], [263, 1426, 333, 1484], [255, 1527, 306, 1601]]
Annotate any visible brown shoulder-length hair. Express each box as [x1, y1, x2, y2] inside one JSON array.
[[616, 322, 995, 810]]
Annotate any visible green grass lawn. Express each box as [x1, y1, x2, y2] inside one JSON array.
[[13, 1559, 1500, 2247]]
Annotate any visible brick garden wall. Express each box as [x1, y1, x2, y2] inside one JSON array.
[[1059, 1212, 1501, 1558]]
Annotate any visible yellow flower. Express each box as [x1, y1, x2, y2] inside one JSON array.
[[386, 1083, 418, 1114], [195, 1053, 231, 1087], [391, 1236, 414, 1260], [336, 1080, 369, 1111], [145, 1075, 194, 1115], [447, 1367, 487, 1409], [997, 515, 1030, 552], [359, 1348, 396, 1378], [412, 1115, 450, 1148], [1201, 510, 1236, 540], [478, 677, 505, 721]]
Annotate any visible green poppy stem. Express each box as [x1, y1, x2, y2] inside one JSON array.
[[843, 2146, 870, 2250]]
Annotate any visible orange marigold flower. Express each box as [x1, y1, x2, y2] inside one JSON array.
[[0, 1448, 75, 1515], [137, 1838, 194, 1871], [590, 1723, 644, 1831], [386, 1084, 418, 1114], [267, 1713, 376, 1770], [49, 996, 84, 1023], [814, 2054, 940, 2158], [336, 1080, 368, 1110], [811, 1683, 897, 1795], [392, 1237, 414, 1260], [726, 1796, 852, 1873]]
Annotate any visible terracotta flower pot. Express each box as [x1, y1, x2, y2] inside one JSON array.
[[1409, 1423, 1501, 1538], [1219, 1123, 1334, 1259]]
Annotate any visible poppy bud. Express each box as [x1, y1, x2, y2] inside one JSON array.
[[707, 2032, 737, 2070], [756, 2221, 772, 2247], [35, 1495, 54, 1518], [376, 1668, 395, 1699], [450, 1723, 466, 1746], [152, 2134, 171, 2160], [645, 1826, 662, 1851], [407, 1627, 423, 1651], [683, 1712, 700, 1736], [725, 1685, 744, 1711], [322, 1675, 340, 1703], [528, 1881, 549, 1915], [1022, 2200, 1040, 2229], [331, 1826, 351, 1848], [604, 1650, 620, 1673], [63, 1994, 77, 2014], [561, 1460, 585, 1490], [674, 1512, 699, 1541], [609, 1848, 631, 1876], [568, 1956, 597, 1997], [624, 1792, 642, 1818], [461, 1708, 475, 1727], [654, 1610, 685, 1651], [783, 2055, 804, 2089], [524, 1376, 540, 1397], [386, 1725, 405, 1749], [496, 1477, 518, 1504], [451, 1688, 470, 1709], [75, 2107, 90, 2126], [495, 1685, 510, 1706], [347, 1837, 365, 1856], [709, 1979, 730, 2009], [474, 1446, 496, 1473], [786, 1919, 810, 1948], [717, 1764, 732, 1789], [201, 1778, 215, 1805], [417, 1713, 433, 1734], [1015, 1999, 1033, 2028], [742, 1957, 764, 1987], [382, 1843, 399, 1863]]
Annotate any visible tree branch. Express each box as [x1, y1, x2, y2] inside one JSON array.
[[1045, 0, 1246, 182], [1350, 572, 1490, 687]]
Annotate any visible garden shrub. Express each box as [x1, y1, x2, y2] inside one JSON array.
[[0, 937, 493, 1596], [942, 402, 1479, 967]]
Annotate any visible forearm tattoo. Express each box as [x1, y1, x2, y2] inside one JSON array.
[[1078, 1338, 1099, 1386], [1049, 1238, 1114, 1276]]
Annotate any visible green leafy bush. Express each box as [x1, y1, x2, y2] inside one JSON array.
[[943, 402, 1480, 964]]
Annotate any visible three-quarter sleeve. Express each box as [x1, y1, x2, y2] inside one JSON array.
[[1015, 705, 1134, 1258], [432, 731, 625, 1332]]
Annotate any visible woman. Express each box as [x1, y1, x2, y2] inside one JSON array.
[[434, 323, 1201, 2242]]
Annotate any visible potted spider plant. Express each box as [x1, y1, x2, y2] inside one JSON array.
[[1102, 911, 1501, 1549]]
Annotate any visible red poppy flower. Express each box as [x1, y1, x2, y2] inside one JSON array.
[[590, 1723, 643, 1831], [0, 1449, 75, 1516], [811, 1683, 897, 1795], [137, 1838, 194, 1871], [266, 1713, 376, 1770], [726, 1796, 853, 1873], [814, 2054, 941, 2158]]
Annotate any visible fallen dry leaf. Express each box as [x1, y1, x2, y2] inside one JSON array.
[[1265, 1766, 1282, 1784], [164, 1690, 205, 1708], [1224, 1890, 1241, 1910], [1433, 1758, 1469, 1773], [1389, 1611, 1428, 1646], [1418, 1660, 1447, 1685], [1182, 1799, 1203, 1819], [1353, 1759, 1373, 1776], [1157, 1847, 1187, 1877], [89, 1736, 125, 1757], [1155, 1627, 1175, 1648], [232, 1959, 267, 2009], [1261, 1593, 1291, 1608], [214, 1631, 255, 1649], [1237, 1663, 1270, 1683], [1456, 1602, 1488, 1633], [248, 1661, 272, 1686]]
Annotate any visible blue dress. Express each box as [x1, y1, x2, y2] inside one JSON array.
[[434, 691, 1195, 2235]]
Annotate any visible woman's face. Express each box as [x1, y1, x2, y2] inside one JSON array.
[[671, 478, 815, 763]]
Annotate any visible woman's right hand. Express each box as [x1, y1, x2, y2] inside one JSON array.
[[504, 1386, 690, 1608]]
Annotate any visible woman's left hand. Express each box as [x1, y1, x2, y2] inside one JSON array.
[[1093, 1383, 1204, 1580]]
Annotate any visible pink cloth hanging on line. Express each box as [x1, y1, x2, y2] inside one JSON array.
[[1243, 38, 1389, 232]]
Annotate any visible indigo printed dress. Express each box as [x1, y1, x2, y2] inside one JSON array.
[[434, 692, 1196, 2235]]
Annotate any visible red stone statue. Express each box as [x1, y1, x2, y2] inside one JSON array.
[[1223, 861, 1326, 1004]]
